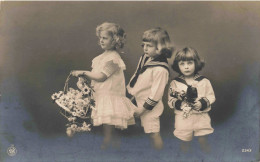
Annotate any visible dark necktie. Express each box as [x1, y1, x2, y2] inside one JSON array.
[[129, 55, 149, 88]]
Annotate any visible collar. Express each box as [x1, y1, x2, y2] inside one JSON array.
[[174, 74, 206, 86], [144, 54, 169, 68]]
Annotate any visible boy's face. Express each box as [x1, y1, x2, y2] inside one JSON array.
[[99, 31, 114, 50], [178, 60, 195, 77], [142, 42, 159, 58]]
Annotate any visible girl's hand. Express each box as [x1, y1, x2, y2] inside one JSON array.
[[193, 100, 202, 111], [71, 71, 84, 77]]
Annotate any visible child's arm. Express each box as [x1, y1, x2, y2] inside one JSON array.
[[72, 71, 107, 82], [144, 67, 169, 110], [135, 68, 169, 116], [168, 81, 184, 110], [71, 60, 120, 82], [194, 79, 216, 111]]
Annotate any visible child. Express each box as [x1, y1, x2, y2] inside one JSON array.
[[127, 27, 173, 150], [71, 22, 135, 149], [168, 47, 216, 153]]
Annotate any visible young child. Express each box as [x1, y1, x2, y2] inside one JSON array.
[[127, 27, 173, 150], [168, 47, 216, 153], [71, 22, 135, 149]]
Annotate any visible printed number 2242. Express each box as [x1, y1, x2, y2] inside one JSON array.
[[242, 149, 251, 152]]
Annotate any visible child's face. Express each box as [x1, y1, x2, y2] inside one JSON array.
[[142, 42, 159, 58], [178, 60, 195, 77], [99, 31, 114, 50]]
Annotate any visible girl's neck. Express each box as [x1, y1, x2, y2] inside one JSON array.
[[104, 49, 116, 53], [183, 74, 195, 85]]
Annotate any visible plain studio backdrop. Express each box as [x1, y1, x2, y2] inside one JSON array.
[[0, 2, 259, 162]]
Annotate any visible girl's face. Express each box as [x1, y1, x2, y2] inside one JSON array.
[[142, 42, 159, 58], [178, 60, 195, 77], [99, 31, 114, 50]]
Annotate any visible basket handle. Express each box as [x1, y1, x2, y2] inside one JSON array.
[[64, 73, 72, 94], [63, 71, 94, 94]]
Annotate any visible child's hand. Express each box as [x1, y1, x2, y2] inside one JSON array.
[[71, 71, 84, 77], [180, 101, 187, 110], [182, 106, 192, 113], [134, 107, 145, 117], [193, 100, 202, 111]]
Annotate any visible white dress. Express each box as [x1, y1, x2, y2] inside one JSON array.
[[91, 51, 135, 129]]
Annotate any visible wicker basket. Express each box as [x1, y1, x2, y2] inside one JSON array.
[[51, 73, 95, 135]]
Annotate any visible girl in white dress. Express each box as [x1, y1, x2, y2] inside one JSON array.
[[72, 22, 135, 149]]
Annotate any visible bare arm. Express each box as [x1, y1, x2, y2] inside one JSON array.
[[71, 60, 120, 82], [71, 70, 107, 82]]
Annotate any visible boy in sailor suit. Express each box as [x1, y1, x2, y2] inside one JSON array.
[[127, 27, 173, 149]]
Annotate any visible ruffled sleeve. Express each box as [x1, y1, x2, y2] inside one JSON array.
[[101, 60, 120, 78], [91, 51, 126, 77], [102, 52, 126, 70]]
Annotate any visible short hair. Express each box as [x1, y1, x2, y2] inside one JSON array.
[[96, 22, 126, 49], [142, 27, 174, 58], [171, 47, 205, 74]]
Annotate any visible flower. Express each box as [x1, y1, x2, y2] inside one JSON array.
[[51, 76, 95, 136], [66, 128, 74, 137], [68, 117, 76, 122], [77, 77, 86, 90], [170, 85, 198, 118], [82, 87, 91, 95], [51, 91, 63, 100]]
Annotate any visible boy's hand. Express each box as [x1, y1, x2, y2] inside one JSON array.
[[193, 100, 202, 111], [134, 107, 146, 117], [180, 101, 187, 110]]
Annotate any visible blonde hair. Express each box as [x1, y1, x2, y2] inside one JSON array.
[[142, 27, 174, 58], [96, 22, 126, 49]]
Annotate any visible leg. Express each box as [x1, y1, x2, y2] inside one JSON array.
[[150, 132, 163, 150], [101, 124, 114, 150], [112, 129, 121, 149], [198, 135, 210, 153], [180, 140, 191, 153]]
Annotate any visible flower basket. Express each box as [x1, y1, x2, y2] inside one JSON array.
[[51, 73, 95, 137]]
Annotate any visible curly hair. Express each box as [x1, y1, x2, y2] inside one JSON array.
[[96, 22, 126, 49], [142, 27, 174, 58], [171, 47, 205, 74]]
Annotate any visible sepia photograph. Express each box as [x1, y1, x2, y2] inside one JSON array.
[[0, 1, 259, 162]]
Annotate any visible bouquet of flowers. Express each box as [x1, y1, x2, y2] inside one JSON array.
[[170, 85, 198, 118], [51, 73, 95, 137]]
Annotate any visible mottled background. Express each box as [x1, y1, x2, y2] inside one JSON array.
[[0, 2, 259, 162]]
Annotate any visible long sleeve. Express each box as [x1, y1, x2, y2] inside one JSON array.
[[168, 80, 182, 110], [143, 67, 169, 110], [199, 79, 216, 111]]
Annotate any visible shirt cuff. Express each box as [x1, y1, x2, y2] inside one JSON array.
[[175, 100, 182, 111], [143, 98, 158, 110], [199, 97, 210, 111]]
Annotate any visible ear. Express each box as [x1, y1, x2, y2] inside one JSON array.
[[156, 44, 162, 54]]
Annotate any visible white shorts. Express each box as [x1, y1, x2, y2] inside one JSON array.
[[136, 99, 164, 134], [174, 113, 214, 141]]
